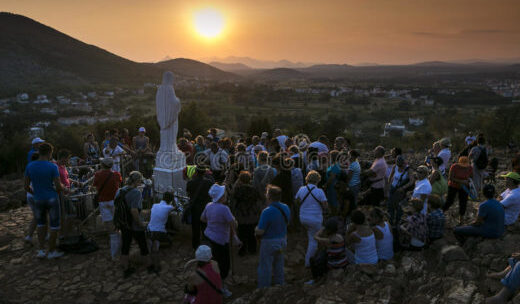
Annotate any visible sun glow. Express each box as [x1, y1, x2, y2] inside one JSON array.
[[193, 8, 225, 39]]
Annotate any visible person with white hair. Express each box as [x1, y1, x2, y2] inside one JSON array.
[[184, 245, 223, 304], [200, 184, 239, 297], [437, 138, 452, 176], [27, 137, 44, 163]]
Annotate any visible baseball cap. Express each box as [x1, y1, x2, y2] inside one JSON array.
[[138, 127, 146, 133], [500, 172, 520, 182], [32, 138, 45, 145]]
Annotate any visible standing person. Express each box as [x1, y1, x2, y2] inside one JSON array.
[[194, 135, 206, 154], [295, 171, 328, 267], [346, 150, 362, 208], [465, 132, 476, 146], [361, 146, 388, 206], [443, 156, 473, 224], [117, 171, 152, 278], [253, 151, 276, 202], [454, 184, 504, 240], [369, 207, 394, 261], [205, 142, 228, 183], [83, 133, 100, 164], [24, 143, 66, 259], [256, 185, 291, 288], [184, 245, 223, 304], [231, 171, 262, 256], [200, 184, 238, 298], [24, 152, 40, 243], [387, 155, 413, 225], [429, 157, 448, 205], [102, 130, 112, 149], [437, 138, 452, 176], [132, 127, 151, 172], [500, 172, 520, 226], [179, 137, 195, 165], [469, 136, 488, 194], [273, 129, 289, 151], [103, 138, 125, 173], [271, 155, 294, 210], [309, 135, 329, 154], [93, 158, 122, 260], [147, 192, 175, 273], [187, 166, 213, 250], [324, 150, 342, 212], [28, 137, 44, 163], [412, 166, 432, 215]]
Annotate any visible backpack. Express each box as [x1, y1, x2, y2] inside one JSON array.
[[475, 147, 488, 170], [113, 187, 133, 230]]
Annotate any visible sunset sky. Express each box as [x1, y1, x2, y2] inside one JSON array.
[[2, 0, 520, 65]]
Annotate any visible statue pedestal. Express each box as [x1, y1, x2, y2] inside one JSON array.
[[153, 151, 186, 197]]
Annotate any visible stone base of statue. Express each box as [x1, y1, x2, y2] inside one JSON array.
[[153, 151, 186, 197]]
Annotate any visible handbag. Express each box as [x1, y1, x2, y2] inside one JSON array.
[[94, 172, 113, 208]]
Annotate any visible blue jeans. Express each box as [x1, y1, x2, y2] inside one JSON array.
[[502, 258, 520, 292], [258, 238, 287, 288], [34, 197, 61, 230]]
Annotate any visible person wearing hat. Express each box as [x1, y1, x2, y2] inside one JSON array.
[[453, 184, 504, 241], [443, 156, 474, 225], [184, 245, 223, 304], [437, 138, 452, 175], [412, 165, 432, 215], [118, 171, 152, 278], [93, 157, 123, 260], [200, 184, 238, 297], [28, 137, 45, 163], [500, 172, 520, 226]]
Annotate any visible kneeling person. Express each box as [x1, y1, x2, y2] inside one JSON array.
[[147, 191, 175, 273]]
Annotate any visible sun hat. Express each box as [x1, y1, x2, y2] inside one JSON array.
[[138, 127, 146, 133], [500, 172, 520, 182], [100, 157, 114, 167], [32, 137, 45, 145], [439, 138, 451, 147], [195, 245, 212, 262], [208, 184, 226, 202]]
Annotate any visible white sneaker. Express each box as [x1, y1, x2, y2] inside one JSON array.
[[24, 235, 33, 243], [36, 250, 46, 258], [47, 251, 64, 259], [221, 287, 232, 298]]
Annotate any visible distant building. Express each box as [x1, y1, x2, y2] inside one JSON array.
[[40, 108, 57, 115], [105, 91, 115, 97], [383, 122, 406, 137], [87, 92, 97, 98], [34, 95, 50, 104], [424, 99, 435, 106], [409, 118, 424, 126], [29, 127, 44, 138]]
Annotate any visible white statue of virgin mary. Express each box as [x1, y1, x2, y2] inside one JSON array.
[[156, 71, 181, 153]]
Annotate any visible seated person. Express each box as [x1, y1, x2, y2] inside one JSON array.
[[369, 207, 394, 261], [399, 199, 428, 250], [486, 252, 520, 304], [346, 210, 378, 265], [427, 194, 446, 242], [454, 184, 505, 240], [500, 172, 520, 226], [306, 218, 348, 285]]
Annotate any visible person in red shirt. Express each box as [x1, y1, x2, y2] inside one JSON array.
[[93, 157, 123, 259], [443, 156, 474, 224], [179, 137, 195, 165]]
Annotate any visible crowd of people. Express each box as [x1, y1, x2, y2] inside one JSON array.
[[21, 127, 520, 303]]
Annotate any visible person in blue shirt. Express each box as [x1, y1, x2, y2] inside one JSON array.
[[24, 142, 67, 259], [453, 184, 505, 242], [27, 137, 45, 163], [255, 185, 291, 288], [325, 150, 342, 211]]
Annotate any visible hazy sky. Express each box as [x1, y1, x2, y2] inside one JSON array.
[[2, 0, 520, 64]]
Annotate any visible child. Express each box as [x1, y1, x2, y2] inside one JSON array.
[[427, 194, 445, 242], [369, 207, 394, 261], [147, 192, 175, 273]]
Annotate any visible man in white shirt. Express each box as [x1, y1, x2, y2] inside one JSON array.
[[147, 192, 175, 272], [437, 138, 451, 175], [412, 166, 432, 214], [500, 172, 520, 226], [103, 138, 125, 173], [309, 135, 329, 153], [204, 142, 228, 182]]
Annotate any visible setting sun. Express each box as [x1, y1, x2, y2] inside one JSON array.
[[193, 8, 225, 39]]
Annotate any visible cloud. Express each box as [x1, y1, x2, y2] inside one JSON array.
[[412, 29, 518, 39]]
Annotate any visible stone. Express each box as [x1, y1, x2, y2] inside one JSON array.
[[384, 264, 396, 274], [440, 245, 468, 262], [445, 281, 477, 304]]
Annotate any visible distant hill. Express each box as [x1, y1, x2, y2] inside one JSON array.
[[249, 68, 308, 80], [155, 58, 238, 80], [0, 13, 235, 95], [209, 62, 252, 72], [204, 56, 317, 69]]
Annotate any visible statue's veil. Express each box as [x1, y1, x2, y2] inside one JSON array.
[[156, 71, 180, 130]]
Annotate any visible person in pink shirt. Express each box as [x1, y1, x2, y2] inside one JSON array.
[[360, 146, 388, 206]]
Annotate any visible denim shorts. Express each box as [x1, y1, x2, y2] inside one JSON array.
[[34, 197, 61, 230]]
